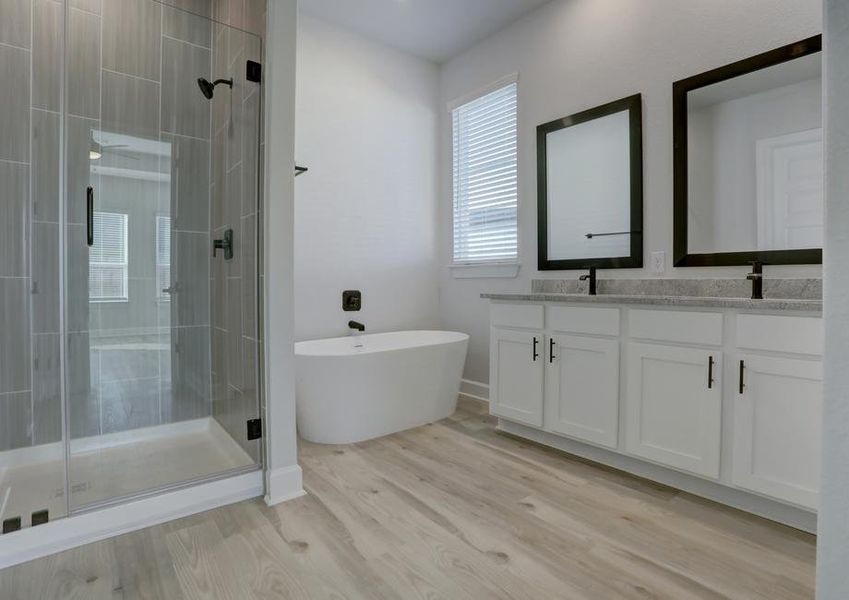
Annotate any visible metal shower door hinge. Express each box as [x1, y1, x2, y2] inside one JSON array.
[[246, 60, 262, 83], [247, 418, 262, 440]]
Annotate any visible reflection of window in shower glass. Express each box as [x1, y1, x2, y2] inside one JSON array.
[[89, 212, 129, 302], [156, 215, 171, 300]]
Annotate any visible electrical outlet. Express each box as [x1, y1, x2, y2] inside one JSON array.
[[650, 251, 665, 275]]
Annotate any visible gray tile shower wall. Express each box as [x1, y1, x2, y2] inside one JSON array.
[[0, 0, 58, 453], [0, 0, 261, 453], [531, 278, 823, 299]]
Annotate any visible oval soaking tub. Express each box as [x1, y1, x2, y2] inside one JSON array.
[[295, 330, 469, 444]]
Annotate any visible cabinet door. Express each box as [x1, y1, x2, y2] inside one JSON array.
[[625, 343, 722, 478], [545, 335, 619, 448], [732, 355, 822, 509], [490, 328, 544, 427]]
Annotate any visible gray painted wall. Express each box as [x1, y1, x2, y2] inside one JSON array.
[[437, 0, 823, 387]]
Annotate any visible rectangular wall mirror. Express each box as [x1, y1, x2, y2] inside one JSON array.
[[537, 95, 643, 270], [674, 36, 823, 266]]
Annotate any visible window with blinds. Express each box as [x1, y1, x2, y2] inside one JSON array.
[[452, 81, 518, 264], [89, 212, 128, 302], [155, 215, 171, 300]]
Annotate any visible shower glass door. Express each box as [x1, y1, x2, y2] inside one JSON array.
[[63, 0, 262, 511]]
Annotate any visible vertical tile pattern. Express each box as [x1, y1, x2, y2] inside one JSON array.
[[0, 44, 31, 163], [163, 4, 212, 50], [32, 222, 60, 334], [0, 392, 33, 451], [161, 37, 211, 139], [0, 161, 30, 278], [0, 279, 31, 394], [32, 0, 62, 112], [67, 8, 101, 119], [32, 333, 62, 444], [0, 0, 32, 49], [102, 0, 161, 81], [31, 109, 60, 222], [101, 70, 160, 139]]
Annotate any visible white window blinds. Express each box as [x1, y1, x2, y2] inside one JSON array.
[[89, 212, 128, 302], [452, 82, 518, 264], [156, 215, 171, 300]]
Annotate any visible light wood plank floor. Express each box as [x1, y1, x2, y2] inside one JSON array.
[[0, 397, 816, 599]]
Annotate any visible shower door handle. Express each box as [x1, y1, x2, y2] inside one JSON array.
[[86, 186, 94, 247]]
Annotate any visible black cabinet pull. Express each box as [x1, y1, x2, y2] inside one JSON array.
[[549, 338, 556, 363], [738, 360, 745, 394], [532, 337, 539, 362], [707, 356, 714, 389], [86, 186, 94, 247]]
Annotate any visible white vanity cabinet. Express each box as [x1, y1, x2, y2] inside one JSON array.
[[625, 343, 721, 478], [489, 304, 546, 427], [544, 305, 621, 448], [624, 309, 723, 478], [487, 299, 824, 525], [731, 315, 824, 510], [490, 328, 545, 427], [545, 334, 619, 448]]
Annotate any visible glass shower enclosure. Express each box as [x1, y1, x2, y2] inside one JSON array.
[[0, 0, 262, 528]]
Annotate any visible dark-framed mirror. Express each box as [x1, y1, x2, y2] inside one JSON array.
[[673, 35, 823, 267], [537, 94, 643, 271]]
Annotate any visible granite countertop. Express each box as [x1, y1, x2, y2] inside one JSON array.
[[480, 292, 822, 312]]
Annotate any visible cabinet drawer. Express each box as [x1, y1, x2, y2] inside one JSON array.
[[629, 309, 722, 346], [547, 306, 620, 337], [491, 303, 544, 330], [737, 314, 823, 356]]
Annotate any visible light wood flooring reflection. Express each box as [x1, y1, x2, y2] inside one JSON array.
[[0, 397, 816, 599]]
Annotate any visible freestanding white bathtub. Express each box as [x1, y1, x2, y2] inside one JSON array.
[[295, 330, 469, 444]]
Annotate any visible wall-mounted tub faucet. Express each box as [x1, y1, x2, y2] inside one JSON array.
[[348, 321, 366, 332]]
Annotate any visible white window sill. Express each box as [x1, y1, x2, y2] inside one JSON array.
[[448, 262, 520, 279]]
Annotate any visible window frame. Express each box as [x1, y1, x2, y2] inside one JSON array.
[[449, 74, 520, 278]]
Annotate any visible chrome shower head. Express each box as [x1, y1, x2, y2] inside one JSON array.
[[197, 77, 233, 100]]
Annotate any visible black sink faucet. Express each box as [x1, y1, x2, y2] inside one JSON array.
[[348, 320, 365, 332], [747, 261, 764, 300], [579, 267, 597, 296]]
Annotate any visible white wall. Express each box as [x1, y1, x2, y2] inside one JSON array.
[[263, 0, 302, 505], [817, 0, 849, 596], [438, 0, 823, 386], [294, 15, 441, 341]]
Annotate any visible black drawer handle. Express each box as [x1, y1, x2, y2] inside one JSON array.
[[549, 338, 556, 363], [739, 360, 745, 394], [532, 337, 539, 362], [707, 356, 714, 389], [86, 186, 94, 247]]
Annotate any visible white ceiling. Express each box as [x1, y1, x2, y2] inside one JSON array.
[[299, 0, 553, 63]]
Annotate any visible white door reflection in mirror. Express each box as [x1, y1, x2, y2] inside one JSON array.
[[756, 128, 823, 250]]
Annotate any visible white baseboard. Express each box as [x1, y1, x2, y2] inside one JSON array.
[[264, 464, 305, 506], [499, 419, 817, 534], [0, 470, 264, 569], [459, 378, 489, 402]]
